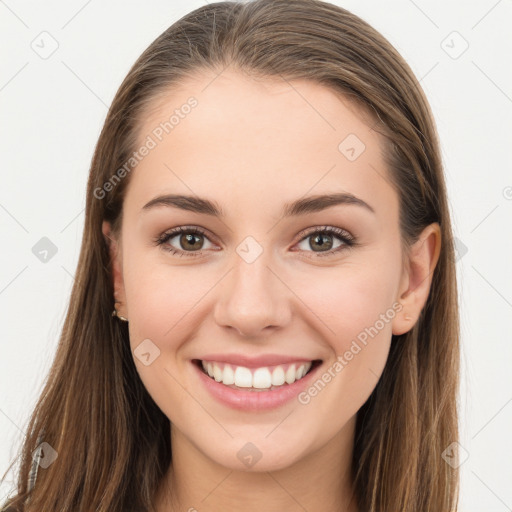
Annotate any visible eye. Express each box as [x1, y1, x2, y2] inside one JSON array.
[[154, 225, 356, 259], [294, 226, 356, 258], [154, 226, 216, 257]]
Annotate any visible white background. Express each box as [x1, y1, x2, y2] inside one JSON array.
[[1, 0, 511, 509]]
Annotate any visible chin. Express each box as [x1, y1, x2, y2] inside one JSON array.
[[199, 434, 312, 473]]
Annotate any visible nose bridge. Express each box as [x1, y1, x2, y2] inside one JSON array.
[[213, 241, 291, 337]]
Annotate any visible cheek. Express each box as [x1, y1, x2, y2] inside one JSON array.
[[295, 265, 398, 394], [122, 254, 205, 421], [123, 245, 212, 339], [299, 262, 399, 340]]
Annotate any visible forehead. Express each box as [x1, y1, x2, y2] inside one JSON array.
[[125, 69, 397, 222]]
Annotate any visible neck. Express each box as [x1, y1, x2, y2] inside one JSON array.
[[155, 416, 359, 512]]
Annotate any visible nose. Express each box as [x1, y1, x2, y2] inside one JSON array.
[[213, 250, 292, 339]]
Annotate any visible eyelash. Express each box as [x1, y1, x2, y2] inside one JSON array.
[[154, 225, 357, 259]]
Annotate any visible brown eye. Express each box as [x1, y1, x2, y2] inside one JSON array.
[[308, 233, 334, 251], [179, 232, 205, 251], [295, 226, 355, 257], [155, 226, 215, 256]]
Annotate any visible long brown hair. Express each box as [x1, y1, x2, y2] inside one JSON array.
[[1, 1, 460, 510]]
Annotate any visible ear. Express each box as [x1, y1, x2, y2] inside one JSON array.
[[392, 222, 441, 335], [102, 220, 127, 319]]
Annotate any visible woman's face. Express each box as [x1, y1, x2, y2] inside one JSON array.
[[105, 69, 419, 472]]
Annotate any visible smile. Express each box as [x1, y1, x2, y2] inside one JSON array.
[[201, 361, 313, 390], [196, 359, 321, 391], [191, 356, 323, 411]]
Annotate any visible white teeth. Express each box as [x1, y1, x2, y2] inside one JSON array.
[[252, 368, 272, 389], [271, 366, 285, 386], [234, 366, 253, 387], [213, 364, 223, 382], [222, 364, 235, 385], [285, 364, 296, 384], [200, 360, 313, 389]]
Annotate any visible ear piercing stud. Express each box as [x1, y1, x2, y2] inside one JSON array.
[[112, 303, 128, 322]]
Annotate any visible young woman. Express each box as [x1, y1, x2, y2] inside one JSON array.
[[1, 0, 460, 510]]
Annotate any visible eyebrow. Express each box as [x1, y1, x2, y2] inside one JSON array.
[[141, 192, 375, 217]]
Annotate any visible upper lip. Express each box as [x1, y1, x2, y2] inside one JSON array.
[[196, 354, 320, 368]]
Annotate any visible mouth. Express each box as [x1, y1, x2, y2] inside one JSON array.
[[192, 358, 323, 392]]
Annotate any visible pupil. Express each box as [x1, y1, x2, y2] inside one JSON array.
[[311, 234, 332, 251], [182, 233, 202, 250]]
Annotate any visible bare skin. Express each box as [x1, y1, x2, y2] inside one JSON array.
[[102, 67, 441, 512]]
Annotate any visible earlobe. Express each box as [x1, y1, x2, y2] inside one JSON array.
[[102, 220, 128, 319], [392, 222, 441, 336]]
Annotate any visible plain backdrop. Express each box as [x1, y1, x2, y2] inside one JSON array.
[[1, 0, 511, 509]]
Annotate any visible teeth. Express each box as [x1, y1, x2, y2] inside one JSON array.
[[271, 366, 285, 386], [285, 364, 296, 384], [253, 368, 272, 389], [213, 364, 223, 382], [234, 366, 253, 387], [222, 364, 235, 385], [200, 360, 313, 389]]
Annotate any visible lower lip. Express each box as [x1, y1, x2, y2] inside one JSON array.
[[192, 360, 322, 411]]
